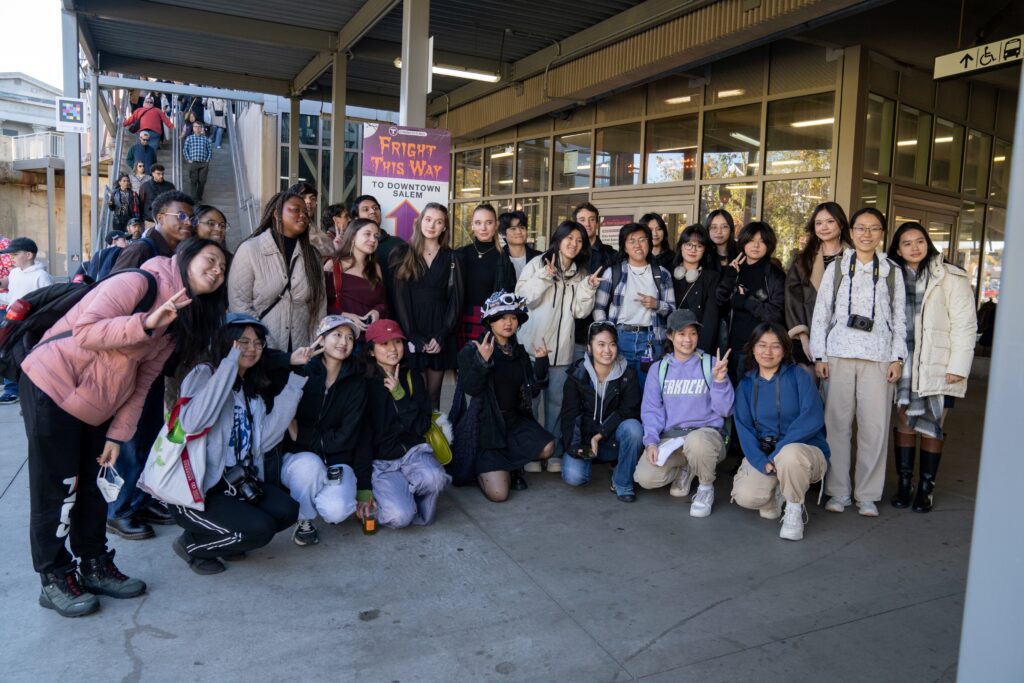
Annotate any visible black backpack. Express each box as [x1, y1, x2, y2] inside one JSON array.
[[0, 269, 158, 382]]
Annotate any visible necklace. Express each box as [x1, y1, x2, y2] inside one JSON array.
[[497, 341, 515, 356], [472, 242, 496, 259]]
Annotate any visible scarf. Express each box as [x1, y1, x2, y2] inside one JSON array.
[[897, 266, 944, 439]]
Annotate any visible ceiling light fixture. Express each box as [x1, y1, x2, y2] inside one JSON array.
[[717, 89, 745, 98], [993, 156, 1005, 162], [790, 117, 834, 128], [771, 160, 802, 166], [724, 183, 757, 190], [934, 136, 954, 143], [664, 95, 692, 104], [393, 58, 500, 83], [490, 150, 513, 159], [896, 140, 917, 147], [729, 132, 760, 147]]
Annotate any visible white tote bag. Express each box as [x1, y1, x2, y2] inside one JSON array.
[[138, 397, 210, 511]]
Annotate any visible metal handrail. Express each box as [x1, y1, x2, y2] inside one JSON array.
[[99, 98, 130, 236], [9, 132, 64, 160], [170, 96, 182, 190], [226, 102, 258, 235]]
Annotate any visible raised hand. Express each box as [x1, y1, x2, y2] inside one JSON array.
[[534, 337, 549, 359], [382, 367, 399, 392], [729, 254, 746, 272], [473, 332, 495, 362], [712, 348, 731, 382], [290, 339, 325, 366], [144, 288, 191, 330], [587, 266, 605, 289], [544, 256, 557, 276]]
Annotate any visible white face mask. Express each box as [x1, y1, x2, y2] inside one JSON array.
[[96, 466, 125, 503]]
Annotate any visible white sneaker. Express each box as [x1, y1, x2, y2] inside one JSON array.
[[690, 486, 715, 517], [760, 486, 784, 520], [669, 468, 693, 498], [779, 502, 806, 541], [545, 458, 562, 473], [523, 461, 542, 473], [857, 500, 879, 517], [825, 495, 852, 513]]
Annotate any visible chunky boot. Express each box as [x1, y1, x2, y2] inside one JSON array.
[[511, 469, 528, 491], [891, 429, 917, 509], [39, 565, 100, 617], [913, 443, 942, 513], [80, 549, 147, 598]]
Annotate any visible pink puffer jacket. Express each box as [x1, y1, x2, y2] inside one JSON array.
[[22, 256, 183, 442]]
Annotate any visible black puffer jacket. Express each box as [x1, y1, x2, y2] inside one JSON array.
[[716, 258, 786, 376], [284, 356, 368, 487], [456, 337, 548, 450], [559, 355, 641, 454]]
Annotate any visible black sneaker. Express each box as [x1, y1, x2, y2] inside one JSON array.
[[106, 516, 155, 540], [80, 550, 146, 598], [136, 501, 175, 525], [39, 566, 99, 617], [0, 393, 19, 405], [292, 519, 319, 546], [172, 534, 226, 575]]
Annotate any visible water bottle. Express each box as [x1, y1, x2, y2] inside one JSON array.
[[326, 465, 343, 485]]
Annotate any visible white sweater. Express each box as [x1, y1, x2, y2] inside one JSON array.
[[0, 263, 53, 306]]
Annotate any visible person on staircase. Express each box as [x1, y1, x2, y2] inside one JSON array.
[[125, 131, 157, 174], [122, 95, 174, 152], [206, 98, 227, 149], [183, 121, 212, 203], [139, 165, 175, 225]]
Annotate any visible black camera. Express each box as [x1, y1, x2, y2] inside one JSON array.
[[846, 314, 874, 331], [758, 436, 779, 454], [223, 464, 263, 503]]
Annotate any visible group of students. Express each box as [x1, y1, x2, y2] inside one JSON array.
[[13, 188, 977, 619]]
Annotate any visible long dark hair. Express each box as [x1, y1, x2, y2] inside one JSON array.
[[639, 212, 669, 253], [361, 341, 410, 381], [174, 237, 231, 370], [704, 209, 738, 263], [335, 217, 383, 289], [887, 221, 941, 274], [321, 203, 349, 232], [116, 172, 131, 189], [672, 223, 716, 271], [743, 322, 794, 371], [221, 323, 271, 398], [617, 223, 654, 264], [796, 202, 851, 275], [542, 220, 591, 275], [850, 207, 888, 237], [394, 202, 450, 281], [246, 190, 326, 322]]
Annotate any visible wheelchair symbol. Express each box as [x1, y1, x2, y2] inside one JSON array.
[[979, 46, 996, 66]]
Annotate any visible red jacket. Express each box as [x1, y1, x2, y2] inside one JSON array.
[[123, 106, 173, 134], [22, 256, 182, 442]]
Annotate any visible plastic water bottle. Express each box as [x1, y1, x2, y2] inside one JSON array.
[[326, 465, 343, 485]]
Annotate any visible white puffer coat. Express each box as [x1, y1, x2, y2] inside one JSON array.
[[911, 259, 977, 398], [515, 255, 597, 366]]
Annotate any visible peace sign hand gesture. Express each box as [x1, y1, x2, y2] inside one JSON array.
[[712, 348, 731, 382], [534, 337, 549, 359], [382, 366, 400, 392], [587, 266, 605, 289], [290, 339, 325, 366], [729, 254, 746, 272], [144, 288, 192, 330], [543, 256, 557, 277], [473, 332, 495, 362]]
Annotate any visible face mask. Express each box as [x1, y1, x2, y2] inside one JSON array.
[[96, 466, 124, 503]]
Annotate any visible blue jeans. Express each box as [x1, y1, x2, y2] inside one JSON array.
[[2, 379, 17, 397], [211, 126, 224, 147], [616, 327, 661, 388], [107, 379, 164, 520], [532, 364, 569, 447], [561, 419, 644, 496], [141, 130, 161, 151]]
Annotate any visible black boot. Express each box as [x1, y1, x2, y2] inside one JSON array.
[[891, 430, 916, 509], [80, 549, 147, 598], [912, 444, 942, 513], [39, 565, 99, 617], [511, 469, 528, 491]]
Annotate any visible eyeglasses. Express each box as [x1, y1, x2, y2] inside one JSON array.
[[158, 211, 194, 225], [851, 225, 884, 234], [625, 237, 649, 246], [198, 219, 228, 231], [236, 339, 266, 350], [682, 242, 705, 250]]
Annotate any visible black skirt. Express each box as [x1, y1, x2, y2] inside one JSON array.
[[477, 413, 553, 474]]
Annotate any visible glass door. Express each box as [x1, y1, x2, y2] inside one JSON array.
[[892, 203, 959, 260]]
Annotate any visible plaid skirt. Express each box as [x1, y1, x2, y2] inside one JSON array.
[[457, 305, 485, 350]]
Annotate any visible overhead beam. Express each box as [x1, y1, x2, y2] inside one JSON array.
[[96, 73, 270, 103], [102, 55, 291, 96], [291, 0, 400, 96], [75, 0, 335, 50], [353, 39, 499, 73]]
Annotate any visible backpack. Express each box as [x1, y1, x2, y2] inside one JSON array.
[[0, 269, 158, 382], [656, 353, 731, 444], [829, 253, 897, 316], [609, 260, 664, 299], [76, 237, 157, 283]]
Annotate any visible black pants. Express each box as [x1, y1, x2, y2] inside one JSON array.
[[170, 482, 297, 559], [186, 161, 209, 201], [22, 376, 110, 575]]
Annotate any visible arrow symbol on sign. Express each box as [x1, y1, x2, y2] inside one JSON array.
[[960, 53, 974, 68], [387, 200, 420, 241]]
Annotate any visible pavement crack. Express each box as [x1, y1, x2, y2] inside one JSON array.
[[623, 597, 732, 664], [121, 594, 177, 683]]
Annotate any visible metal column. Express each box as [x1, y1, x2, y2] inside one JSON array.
[[399, 0, 430, 127], [46, 166, 57, 274], [957, 68, 1024, 681], [329, 51, 347, 205], [89, 68, 100, 251], [288, 97, 300, 186], [61, 10, 83, 277]]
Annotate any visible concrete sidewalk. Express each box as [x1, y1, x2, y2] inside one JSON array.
[[0, 381, 982, 682]]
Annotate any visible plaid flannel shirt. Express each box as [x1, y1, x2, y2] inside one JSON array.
[[183, 134, 212, 163], [593, 261, 676, 341]]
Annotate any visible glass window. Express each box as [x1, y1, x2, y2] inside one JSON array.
[[894, 105, 932, 184], [322, 117, 331, 147], [763, 178, 833, 266], [982, 206, 1004, 302], [550, 193, 590, 229], [765, 93, 834, 174], [958, 201, 982, 296], [702, 104, 761, 179], [962, 130, 991, 197], [554, 132, 592, 190], [929, 118, 964, 190], [321, 149, 330, 200], [864, 94, 895, 177], [454, 149, 482, 199], [451, 203, 472, 247], [515, 196, 548, 251], [517, 138, 550, 193], [279, 148, 289, 190], [341, 151, 360, 208], [345, 122, 361, 149], [594, 124, 641, 187], [299, 115, 318, 146], [281, 113, 289, 144], [700, 182, 758, 226], [297, 148, 318, 185], [861, 178, 890, 218], [989, 138, 1011, 203], [645, 115, 698, 183], [485, 144, 515, 196], [646, 75, 702, 116]]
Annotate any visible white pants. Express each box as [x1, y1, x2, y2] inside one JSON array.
[[280, 452, 357, 523], [372, 444, 450, 529]]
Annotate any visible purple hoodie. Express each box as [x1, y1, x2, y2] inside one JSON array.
[[641, 353, 734, 446]]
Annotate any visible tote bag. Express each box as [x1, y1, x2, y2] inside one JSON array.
[[138, 397, 211, 510]]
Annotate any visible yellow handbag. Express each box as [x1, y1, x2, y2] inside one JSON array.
[[404, 370, 453, 465]]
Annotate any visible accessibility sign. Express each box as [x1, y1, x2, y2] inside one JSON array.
[[934, 35, 1023, 80]]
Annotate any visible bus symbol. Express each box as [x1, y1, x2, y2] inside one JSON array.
[[1005, 38, 1021, 60]]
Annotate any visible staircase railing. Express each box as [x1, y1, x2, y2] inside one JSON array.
[[98, 96, 130, 237], [170, 96, 183, 190], [227, 102, 259, 235]]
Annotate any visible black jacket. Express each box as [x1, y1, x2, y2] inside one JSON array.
[[285, 357, 369, 487], [391, 246, 464, 351], [111, 227, 171, 271], [139, 179, 176, 220], [361, 366, 432, 464], [559, 356, 641, 454], [673, 267, 721, 354], [574, 240, 618, 344], [504, 244, 542, 263], [716, 259, 786, 376], [456, 338, 548, 450]]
